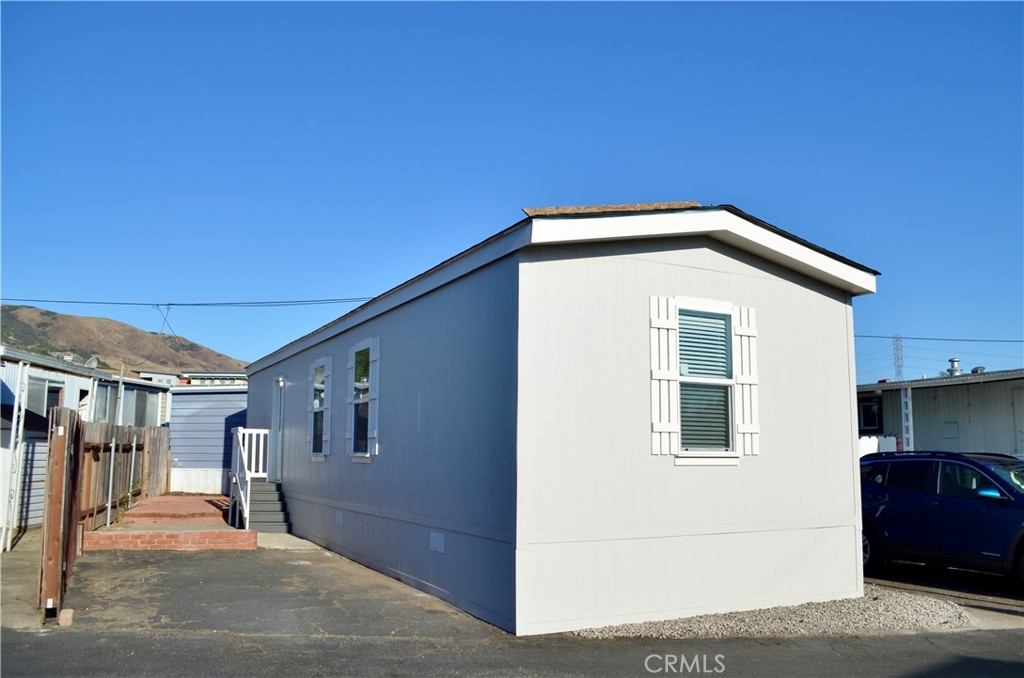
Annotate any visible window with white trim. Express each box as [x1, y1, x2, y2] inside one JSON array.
[[308, 357, 332, 456], [347, 338, 379, 457], [650, 296, 759, 465]]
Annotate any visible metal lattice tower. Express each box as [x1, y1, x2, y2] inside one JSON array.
[[892, 333, 904, 381]]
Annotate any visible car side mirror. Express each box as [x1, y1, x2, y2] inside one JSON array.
[[976, 487, 1007, 501]]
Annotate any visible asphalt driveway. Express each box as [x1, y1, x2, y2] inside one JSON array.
[[2, 530, 1022, 677]]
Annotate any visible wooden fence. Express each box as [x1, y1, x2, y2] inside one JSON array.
[[38, 408, 170, 620]]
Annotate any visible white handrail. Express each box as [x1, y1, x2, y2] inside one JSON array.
[[229, 427, 269, 531]]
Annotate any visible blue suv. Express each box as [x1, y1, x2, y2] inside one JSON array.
[[860, 451, 1024, 583]]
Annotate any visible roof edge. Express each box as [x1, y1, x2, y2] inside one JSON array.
[[250, 201, 879, 373], [858, 368, 1024, 391], [523, 201, 701, 218]]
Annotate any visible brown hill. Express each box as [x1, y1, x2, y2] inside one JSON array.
[[1, 305, 247, 373]]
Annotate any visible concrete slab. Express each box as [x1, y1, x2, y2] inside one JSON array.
[[256, 532, 321, 550], [0, 528, 43, 631], [3, 530, 1022, 677], [58, 544, 496, 641]]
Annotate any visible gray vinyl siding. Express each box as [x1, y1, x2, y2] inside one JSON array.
[[168, 389, 247, 469], [248, 254, 519, 631], [14, 438, 48, 528]]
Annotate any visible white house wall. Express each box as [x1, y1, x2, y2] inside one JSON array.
[[515, 237, 863, 635], [248, 255, 520, 631]]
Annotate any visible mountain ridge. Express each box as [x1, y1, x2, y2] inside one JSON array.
[[1, 305, 248, 373]]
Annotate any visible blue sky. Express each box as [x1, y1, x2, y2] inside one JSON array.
[[2, 1, 1021, 383]]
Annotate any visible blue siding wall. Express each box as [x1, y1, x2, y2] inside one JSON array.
[[169, 389, 247, 469]]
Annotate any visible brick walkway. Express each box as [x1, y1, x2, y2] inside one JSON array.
[[82, 494, 257, 551]]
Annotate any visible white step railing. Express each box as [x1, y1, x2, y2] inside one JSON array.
[[229, 427, 269, 530]]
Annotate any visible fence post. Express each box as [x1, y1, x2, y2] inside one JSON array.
[[105, 434, 117, 528], [128, 433, 138, 509], [39, 409, 71, 618]]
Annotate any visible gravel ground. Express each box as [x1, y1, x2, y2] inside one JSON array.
[[573, 584, 972, 639]]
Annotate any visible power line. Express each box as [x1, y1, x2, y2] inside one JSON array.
[[855, 334, 1022, 344], [1, 297, 374, 308]]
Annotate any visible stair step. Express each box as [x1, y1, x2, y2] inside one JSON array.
[[238, 481, 291, 533], [250, 523, 290, 534], [249, 510, 288, 521], [250, 496, 284, 506]]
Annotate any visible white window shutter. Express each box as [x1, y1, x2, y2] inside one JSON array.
[[307, 363, 315, 447], [322, 357, 332, 408], [322, 357, 332, 454], [345, 352, 355, 449], [733, 306, 759, 455], [650, 296, 680, 455], [368, 338, 380, 455]]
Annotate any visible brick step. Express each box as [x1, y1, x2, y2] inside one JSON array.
[[83, 530, 257, 551], [120, 520, 229, 532]]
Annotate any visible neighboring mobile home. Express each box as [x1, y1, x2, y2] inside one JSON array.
[[168, 384, 247, 494], [245, 201, 878, 635], [857, 365, 1024, 455], [0, 346, 170, 531]]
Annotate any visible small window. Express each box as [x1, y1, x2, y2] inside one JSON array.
[[347, 339, 379, 457], [885, 460, 936, 494], [308, 357, 331, 456], [352, 347, 370, 455], [858, 397, 883, 435], [649, 296, 759, 463], [678, 310, 733, 451]]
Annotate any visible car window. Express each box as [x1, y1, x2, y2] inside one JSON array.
[[938, 462, 999, 499], [975, 457, 1024, 493], [860, 460, 887, 486], [884, 460, 936, 494]]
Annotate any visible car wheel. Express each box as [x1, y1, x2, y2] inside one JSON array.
[[863, 527, 882, 574]]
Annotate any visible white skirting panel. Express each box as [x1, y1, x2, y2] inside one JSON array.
[[169, 468, 228, 494], [515, 524, 862, 636]]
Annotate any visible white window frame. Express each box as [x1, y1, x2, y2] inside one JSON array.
[[346, 337, 379, 460], [677, 298, 736, 458], [650, 296, 759, 466], [308, 357, 332, 458]]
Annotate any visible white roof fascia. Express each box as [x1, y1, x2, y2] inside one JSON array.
[[248, 223, 534, 374], [528, 209, 877, 296]]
